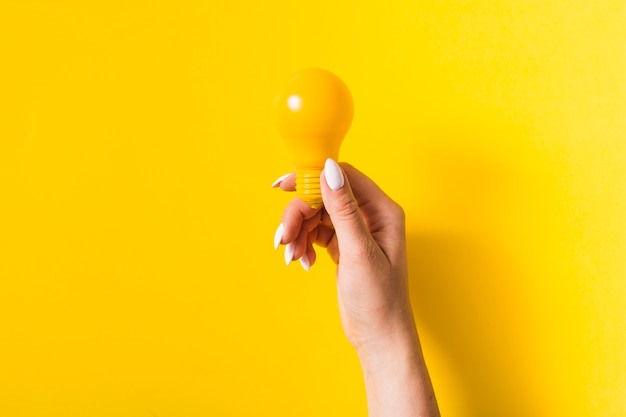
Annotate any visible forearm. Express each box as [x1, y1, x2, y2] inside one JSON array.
[[357, 322, 440, 417]]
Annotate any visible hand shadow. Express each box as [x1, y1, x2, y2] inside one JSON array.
[[404, 125, 559, 416], [409, 232, 539, 417]]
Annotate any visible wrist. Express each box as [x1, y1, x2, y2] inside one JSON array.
[[351, 300, 419, 357], [355, 315, 422, 374], [355, 319, 440, 417]]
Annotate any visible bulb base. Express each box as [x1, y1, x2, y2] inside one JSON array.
[[296, 168, 323, 209]]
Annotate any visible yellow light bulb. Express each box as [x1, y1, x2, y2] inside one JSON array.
[[275, 68, 354, 209]]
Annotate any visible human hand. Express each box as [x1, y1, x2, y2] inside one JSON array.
[[272, 158, 414, 352], [273, 158, 439, 416]]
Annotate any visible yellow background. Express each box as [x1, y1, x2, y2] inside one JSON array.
[[1, 1, 624, 416]]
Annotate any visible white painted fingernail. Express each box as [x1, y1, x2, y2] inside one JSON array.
[[284, 243, 294, 265], [324, 158, 344, 191], [271, 173, 291, 188], [299, 254, 310, 272], [274, 223, 284, 250]]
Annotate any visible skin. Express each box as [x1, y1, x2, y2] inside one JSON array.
[[275, 161, 440, 417]]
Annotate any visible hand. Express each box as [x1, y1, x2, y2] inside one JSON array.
[[274, 159, 412, 350], [273, 159, 439, 417]]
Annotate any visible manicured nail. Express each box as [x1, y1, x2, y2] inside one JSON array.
[[284, 243, 294, 265], [299, 254, 310, 272], [324, 158, 344, 191], [274, 223, 284, 250], [271, 173, 291, 188]]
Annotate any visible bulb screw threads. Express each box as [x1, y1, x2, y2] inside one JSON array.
[[296, 168, 323, 209]]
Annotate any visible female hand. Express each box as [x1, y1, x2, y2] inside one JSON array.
[[273, 158, 439, 417], [274, 159, 410, 350]]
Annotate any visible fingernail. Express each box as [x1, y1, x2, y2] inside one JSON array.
[[299, 254, 310, 272], [274, 223, 284, 250], [284, 243, 294, 265], [324, 158, 344, 191], [271, 173, 291, 188]]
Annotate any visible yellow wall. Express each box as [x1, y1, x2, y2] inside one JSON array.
[[1, 1, 624, 416]]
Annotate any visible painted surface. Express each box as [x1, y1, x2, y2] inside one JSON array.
[[1, 1, 624, 416]]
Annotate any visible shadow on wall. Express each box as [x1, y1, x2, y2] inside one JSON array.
[[408, 233, 537, 417], [404, 121, 565, 416]]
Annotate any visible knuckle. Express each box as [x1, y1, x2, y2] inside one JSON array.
[[332, 193, 361, 221]]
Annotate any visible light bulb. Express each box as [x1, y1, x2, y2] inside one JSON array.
[[275, 68, 354, 209]]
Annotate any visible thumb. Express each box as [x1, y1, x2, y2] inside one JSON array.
[[321, 158, 376, 259]]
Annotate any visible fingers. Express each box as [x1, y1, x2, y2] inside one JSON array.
[[300, 243, 317, 272], [320, 158, 381, 263], [274, 196, 322, 269], [333, 162, 406, 265], [271, 166, 397, 212], [273, 161, 396, 269], [271, 172, 296, 191], [273, 194, 339, 269], [278, 197, 320, 244]]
